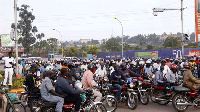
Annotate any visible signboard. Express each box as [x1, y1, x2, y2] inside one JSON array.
[[195, 0, 200, 42], [135, 51, 158, 59], [1, 34, 22, 47]]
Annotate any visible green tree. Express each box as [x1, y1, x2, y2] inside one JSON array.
[[146, 44, 154, 50], [67, 46, 79, 57], [47, 38, 58, 52], [58, 48, 63, 54], [88, 45, 99, 55], [82, 50, 87, 57], [11, 4, 44, 55], [163, 36, 181, 49], [102, 37, 121, 52]]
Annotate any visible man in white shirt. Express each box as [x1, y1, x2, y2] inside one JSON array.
[[2, 52, 15, 89], [95, 63, 107, 77]]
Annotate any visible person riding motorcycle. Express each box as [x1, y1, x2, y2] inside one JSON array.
[[67, 62, 81, 84], [120, 63, 140, 78], [61, 61, 68, 69], [40, 71, 64, 112], [144, 60, 154, 79], [81, 64, 102, 102], [182, 62, 200, 91], [166, 65, 181, 86], [55, 68, 84, 112], [110, 65, 126, 102], [74, 62, 82, 78]]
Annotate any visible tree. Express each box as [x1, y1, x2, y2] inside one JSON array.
[[101, 37, 121, 52], [163, 36, 181, 49], [47, 38, 58, 52], [88, 45, 99, 55], [58, 48, 63, 54], [82, 50, 87, 57], [67, 46, 79, 57], [146, 44, 154, 50], [11, 4, 44, 55]]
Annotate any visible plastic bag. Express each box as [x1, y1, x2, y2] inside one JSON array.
[[7, 93, 18, 101]]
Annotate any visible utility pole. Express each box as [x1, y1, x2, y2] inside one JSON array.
[[153, 0, 186, 58], [14, 0, 18, 75]]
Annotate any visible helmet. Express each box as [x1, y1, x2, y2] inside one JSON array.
[[183, 62, 190, 69], [161, 59, 166, 62], [87, 64, 95, 69], [146, 60, 151, 64], [171, 65, 178, 69], [139, 61, 145, 65], [68, 62, 75, 69]]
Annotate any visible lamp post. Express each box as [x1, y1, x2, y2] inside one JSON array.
[[153, 0, 185, 58], [14, 0, 18, 76], [53, 29, 63, 57], [113, 17, 124, 58]]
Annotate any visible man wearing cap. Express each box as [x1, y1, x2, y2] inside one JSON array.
[[2, 52, 15, 89]]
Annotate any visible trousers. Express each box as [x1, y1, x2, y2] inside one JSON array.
[[3, 68, 13, 86], [43, 95, 64, 112]]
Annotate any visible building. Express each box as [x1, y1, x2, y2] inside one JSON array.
[[79, 39, 90, 43]]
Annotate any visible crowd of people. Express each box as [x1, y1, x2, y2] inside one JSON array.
[[2, 53, 200, 112]]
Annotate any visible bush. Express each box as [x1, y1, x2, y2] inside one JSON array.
[[11, 77, 25, 89]]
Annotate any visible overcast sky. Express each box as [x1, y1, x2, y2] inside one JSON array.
[[0, 0, 195, 41]]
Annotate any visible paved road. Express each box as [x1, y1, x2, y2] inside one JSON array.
[[116, 101, 199, 112]]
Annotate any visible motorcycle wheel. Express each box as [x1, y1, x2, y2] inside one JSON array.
[[101, 96, 117, 112], [19, 93, 27, 103], [89, 103, 107, 112], [127, 93, 138, 110], [7, 103, 26, 112], [155, 91, 170, 105], [140, 91, 149, 105], [172, 94, 188, 112], [150, 88, 157, 103], [28, 98, 38, 111]]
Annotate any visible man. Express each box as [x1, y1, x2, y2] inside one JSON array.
[[120, 63, 140, 78], [182, 62, 200, 91], [74, 62, 82, 78], [95, 63, 107, 78], [21, 59, 25, 76], [154, 66, 165, 86], [165, 58, 172, 68], [40, 71, 64, 112], [81, 64, 102, 102], [2, 52, 15, 89], [144, 60, 154, 79], [67, 62, 81, 84], [55, 60, 61, 70], [55, 68, 83, 112], [153, 59, 161, 71], [129, 62, 137, 73], [110, 65, 126, 102], [61, 61, 68, 69], [80, 60, 87, 72], [166, 65, 181, 86]]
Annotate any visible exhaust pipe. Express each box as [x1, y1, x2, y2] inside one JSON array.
[[155, 98, 167, 101], [176, 102, 194, 106]]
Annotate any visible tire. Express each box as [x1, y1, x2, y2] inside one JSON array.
[[150, 89, 157, 103], [172, 94, 188, 112], [101, 96, 117, 112], [155, 91, 170, 105], [139, 91, 149, 105], [19, 93, 27, 103], [89, 103, 107, 112], [7, 103, 26, 112], [127, 93, 138, 110], [28, 98, 38, 112]]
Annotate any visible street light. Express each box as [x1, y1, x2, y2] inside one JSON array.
[[153, 0, 185, 58], [53, 29, 63, 57], [113, 17, 124, 58]]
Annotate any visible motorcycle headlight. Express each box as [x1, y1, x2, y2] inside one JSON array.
[[129, 82, 134, 88]]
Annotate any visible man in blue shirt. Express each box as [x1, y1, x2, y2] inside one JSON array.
[[55, 68, 84, 112], [110, 65, 126, 102]]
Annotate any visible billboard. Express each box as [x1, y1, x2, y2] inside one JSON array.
[[135, 51, 158, 59], [1, 34, 22, 47], [195, 0, 200, 42]]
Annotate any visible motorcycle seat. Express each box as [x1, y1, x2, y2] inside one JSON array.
[[63, 103, 74, 108], [173, 86, 192, 92], [43, 101, 57, 106]]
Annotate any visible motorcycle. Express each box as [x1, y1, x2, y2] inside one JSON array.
[[94, 75, 118, 112], [112, 79, 138, 110], [132, 77, 149, 105], [36, 89, 107, 112], [172, 86, 200, 112]]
